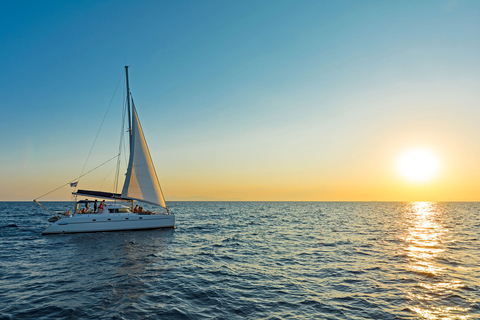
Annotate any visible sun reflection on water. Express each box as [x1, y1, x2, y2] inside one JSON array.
[[402, 202, 470, 319]]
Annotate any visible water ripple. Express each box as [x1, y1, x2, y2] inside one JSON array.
[[0, 201, 479, 319]]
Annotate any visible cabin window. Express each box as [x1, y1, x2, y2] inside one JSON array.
[[108, 208, 131, 213]]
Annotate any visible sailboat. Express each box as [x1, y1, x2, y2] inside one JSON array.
[[39, 66, 175, 234]]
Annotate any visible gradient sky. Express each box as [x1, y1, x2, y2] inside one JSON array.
[[1, 0, 480, 201]]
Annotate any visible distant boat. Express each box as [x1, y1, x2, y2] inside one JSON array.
[[38, 66, 175, 234]]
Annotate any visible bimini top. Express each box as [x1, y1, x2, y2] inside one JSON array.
[[76, 200, 93, 204]]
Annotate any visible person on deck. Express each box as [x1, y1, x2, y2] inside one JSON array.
[[134, 205, 139, 213], [99, 200, 105, 213], [94, 200, 98, 213], [85, 201, 89, 212]]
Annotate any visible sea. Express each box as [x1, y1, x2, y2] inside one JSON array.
[[0, 201, 479, 319]]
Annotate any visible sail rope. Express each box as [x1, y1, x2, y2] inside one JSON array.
[[99, 166, 117, 190], [113, 85, 128, 195], [78, 71, 124, 182], [34, 154, 120, 201]]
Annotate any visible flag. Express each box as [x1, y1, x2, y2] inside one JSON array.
[[70, 182, 78, 187]]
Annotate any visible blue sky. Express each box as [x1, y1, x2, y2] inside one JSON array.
[[1, 0, 480, 201]]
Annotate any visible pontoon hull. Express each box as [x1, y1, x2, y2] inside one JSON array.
[[42, 214, 175, 234]]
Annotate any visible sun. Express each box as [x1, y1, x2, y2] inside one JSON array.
[[397, 148, 440, 183]]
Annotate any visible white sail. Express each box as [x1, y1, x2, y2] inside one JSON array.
[[121, 102, 166, 207]]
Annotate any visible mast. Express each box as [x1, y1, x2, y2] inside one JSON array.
[[125, 66, 132, 147]]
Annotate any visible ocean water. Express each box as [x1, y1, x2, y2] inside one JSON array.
[[0, 201, 479, 319]]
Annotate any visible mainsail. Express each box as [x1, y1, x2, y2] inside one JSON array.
[[121, 102, 166, 207]]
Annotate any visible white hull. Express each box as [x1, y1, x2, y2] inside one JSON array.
[[42, 213, 175, 234]]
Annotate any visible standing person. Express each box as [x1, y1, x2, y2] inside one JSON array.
[[94, 200, 98, 213], [85, 201, 89, 212], [99, 200, 105, 213]]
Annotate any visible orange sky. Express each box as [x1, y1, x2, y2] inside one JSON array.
[[2, 1, 480, 202]]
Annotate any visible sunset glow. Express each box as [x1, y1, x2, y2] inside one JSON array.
[[397, 149, 440, 183], [1, 1, 479, 202]]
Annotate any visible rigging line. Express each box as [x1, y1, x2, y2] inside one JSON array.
[[113, 86, 128, 195], [81, 164, 117, 191], [122, 92, 129, 170], [34, 154, 120, 201], [122, 132, 128, 172], [99, 166, 117, 190], [125, 93, 134, 165], [79, 71, 124, 179]]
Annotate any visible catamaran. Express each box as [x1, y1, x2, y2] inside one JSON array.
[[37, 66, 175, 234]]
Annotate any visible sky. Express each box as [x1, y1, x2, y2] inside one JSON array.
[[1, 0, 480, 201]]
